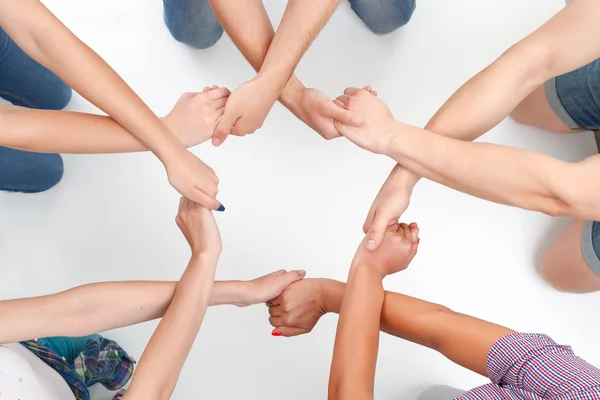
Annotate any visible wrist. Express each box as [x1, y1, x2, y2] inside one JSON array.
[[190, 250, 221, 266], [350, 262, 386, 282], [321, 279, 345, 314], [389, 164, 420, 193], [279, 76, 305, 112]]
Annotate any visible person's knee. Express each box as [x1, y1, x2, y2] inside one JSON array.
[[46, 81, 72, 111], [163, 4, 223, 49], [354, 0, 416, 35], [538, 250, 600, 293]]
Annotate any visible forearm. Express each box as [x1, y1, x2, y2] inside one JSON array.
[[323, 280, 513, 377], [208, 0, 306, 108], [0, 105, 163, 154], [386, 122, 595, 218], [329, 266, 382, 400], [0, 279, 247, 344], [392, 0, 600, 188], [125, 254, 217, 400], [0, 0, 184, 161], [260, 0, 341, 93]]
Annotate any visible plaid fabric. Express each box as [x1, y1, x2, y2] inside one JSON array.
[[21, 337, 135, 400], [458, 333, 600, 399]]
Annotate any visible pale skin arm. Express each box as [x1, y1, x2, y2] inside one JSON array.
[[211, 0, 351, 143], [328, 265, 383, 400], [0, 0, 221, 208], [0, 87, 230, 154], [209, 0, 359, 141], [360, 0, 600, 246], [0, 268, 304, 345]]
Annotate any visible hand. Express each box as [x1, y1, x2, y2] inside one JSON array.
[[334, 87, 398, 154], [267, 278, 337, 337], [353, 222, 420, 278], [212, 75, 280, 146], [363, 164, 418, 251], [234, 269, 306, 307], [175, 196, 223, 256], [287, 87, 364, 140], [164, 148, 222, 210], [162, 86, 231, 148]]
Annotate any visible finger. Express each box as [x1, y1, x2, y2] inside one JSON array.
[[203, 86, 211, 92], [273, 327, 309, 337], [363, 85, 372, 92], [211, 85, 218, 90], [266, 269, 287, 277], [208, 87, 231, 100], [335, 95, 351, 106], [333, 99, 347, 110], [366, 216, 391, 251], [343, 87, 361, 95], [178, 196, 185, 213], [213, 97, 228, 110], [269, 316, 282, 327], [371, 91, 378, 97], [212, 112, 237, 147], [189, 187, 224, 211], [268, 305, 282, 317], [266, 296, 281, 307], [322, 101, 363, 127], [409, 222, 420, 243], [399, 223, 411, 239], [280, 270, 306, 287]]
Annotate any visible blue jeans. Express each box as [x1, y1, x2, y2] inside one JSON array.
[[0, 28, 71, 193], [163, 0, 416, 49]]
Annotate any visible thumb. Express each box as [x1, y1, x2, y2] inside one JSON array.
[[366, 216, 390, 251], [323, 101, 363, 127], [280, 270, 306, 287], [212, 110, 237, 147], [272, 326, 309, 337]]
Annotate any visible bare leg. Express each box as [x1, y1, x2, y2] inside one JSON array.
[[539, 220, 600, 293], [510, 85, 574, 133]]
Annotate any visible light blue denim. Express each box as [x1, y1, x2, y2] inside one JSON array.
[[163, 0, 417, 49], [0, 28, 71, 193]]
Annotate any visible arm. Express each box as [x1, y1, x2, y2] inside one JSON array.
[[322, 281, 513, 377], [0, 0, 220, 208], [211, 0, 352, 144], [360, 0, 600, 246], [329, 223, 419, 400], [124, 253, 217, 400], [386, 123, 600, 219], [336, 90, 600, 220], [0, 89, 229, 154], [328, 265, 383, 400]]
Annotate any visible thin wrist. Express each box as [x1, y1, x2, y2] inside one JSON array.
[[390, 164, 420, 193], [321, 279, 345, 315], [279, 76, 305, 110], [350, 262, 386, 282]]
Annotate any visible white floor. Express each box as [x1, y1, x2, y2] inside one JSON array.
[[1, 0, 599, 399]]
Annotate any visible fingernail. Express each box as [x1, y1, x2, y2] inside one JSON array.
[[217, 205, 225, 212], [367, 240, 376, 250], [298, 270, 306, 277], [417, 238, 420, 245], [272, 331, 282, 337], [212, 137, 222, 146]]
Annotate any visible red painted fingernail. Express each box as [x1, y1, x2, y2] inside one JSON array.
[[417, 238, 421, 245], [272, 331, 282, 337]]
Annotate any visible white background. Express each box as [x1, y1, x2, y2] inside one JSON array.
[[1, 0, 599, 398]]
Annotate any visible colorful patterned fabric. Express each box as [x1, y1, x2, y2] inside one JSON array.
[[20, 337, 135, 400], [459, 333, 600, 399]]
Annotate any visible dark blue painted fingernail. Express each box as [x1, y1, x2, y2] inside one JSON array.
[[217, 205, 225, 212]]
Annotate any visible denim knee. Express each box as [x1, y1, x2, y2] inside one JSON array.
[[350, 0, 416, 35], [163, 0, 223, 49], [0, 147, 64, 193]]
